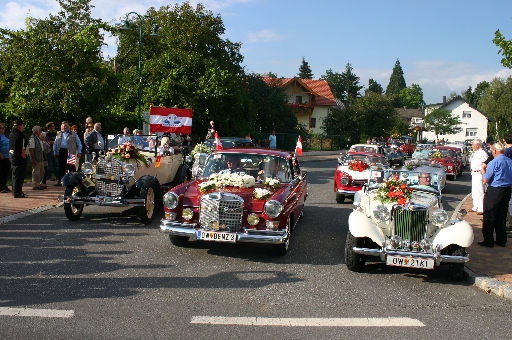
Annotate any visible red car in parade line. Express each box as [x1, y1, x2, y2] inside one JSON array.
[[333, 152, 389, 203], [160, 148, 307, 256], [431, 146, 464, 180]]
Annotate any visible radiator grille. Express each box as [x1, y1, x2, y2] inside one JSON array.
[[95, 159, 124, 197], [393, 206, 428, 244], [199, 192, 244, 232]]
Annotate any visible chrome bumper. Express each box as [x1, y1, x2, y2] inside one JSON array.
[[160, 220, 289, 244], [352, 247, 469, 266], [58, 195, 146, 207], [336, 189, 361, 196]]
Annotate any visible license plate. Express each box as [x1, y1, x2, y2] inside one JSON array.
[[386, 255, 434, 269], [197, 230, 237, 243]]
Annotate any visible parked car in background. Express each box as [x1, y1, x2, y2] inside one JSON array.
[[334, 152, 389, 203], [383, 147, 406, 166], [431, 146, 464, 180], [346, 169, 472, 281], [411, 148, 432, 160], [203, 137, 255, 149], [348, 144, 385, 155], [160, 148, 307, 256], [444, 143, 469, 166]]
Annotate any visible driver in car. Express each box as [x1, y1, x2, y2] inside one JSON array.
[[221, 156, 244, 174]]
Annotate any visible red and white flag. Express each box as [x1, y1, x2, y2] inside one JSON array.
[[67, 153, 76, 165], [149, 106, 193, 134], [295, 136, 303, 156], [214, 131, 222, 150]]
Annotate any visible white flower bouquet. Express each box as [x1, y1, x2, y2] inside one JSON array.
[[199, 173, 256, 192], [263, 178, 280, 190], [252, 188, 273, 200]]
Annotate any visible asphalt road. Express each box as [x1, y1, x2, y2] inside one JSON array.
[[0, 160, 511, 340]]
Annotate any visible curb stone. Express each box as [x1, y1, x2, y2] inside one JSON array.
[[452, 193, 512, 301]]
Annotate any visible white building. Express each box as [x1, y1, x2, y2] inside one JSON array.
[[423, 96, 492, 143]]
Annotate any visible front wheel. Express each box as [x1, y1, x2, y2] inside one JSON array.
[[345, 231, 366, 272], [138, 185, 156, 224], [63, 184, 84, 221], [336, 192, 345, 204], [447, 245, 465, 281], [272, 216, 291, 256]]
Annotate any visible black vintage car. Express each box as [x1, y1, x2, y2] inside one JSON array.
[[383, 147, 406, 166]]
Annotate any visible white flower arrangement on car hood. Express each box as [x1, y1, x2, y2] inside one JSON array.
[[252, 188, 273, 200], [199, 173, 256, 192]]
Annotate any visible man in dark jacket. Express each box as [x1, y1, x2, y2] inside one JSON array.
[[9, 119, 28, 198], [84, 122, 104, 160]]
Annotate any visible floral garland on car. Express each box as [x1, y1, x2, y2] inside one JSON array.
[[430, 150, 442, 159], [374, 176, 413, 205], [252, 178, 281, 200], [190, 143, 214, 158], [199, 173, 255, 192], [111, 142, 148, 166], [348, 159, 369, 172], [405, 160, 421, 170]]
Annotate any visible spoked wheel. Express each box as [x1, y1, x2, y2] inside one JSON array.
[[138, 185, 155, 225], [336, 192, 345, 204], [345, 231, 366, 272], [272, 216, 291, 256], [447, 245, 465, 281], [63, 184, 84, 221]]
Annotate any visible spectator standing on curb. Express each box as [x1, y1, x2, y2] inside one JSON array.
[[269, 130, 277, 149], [470, 139, 488, 214], [479, 142, 512, 248], [206, 121, 215, 139], [9, 119, 28, 198], [40, 132, 49, 186], [503, 133, 512, 232], [0, 122, 11, 193], [28, 125, 47, 190], [83, 123, 94, 162], [53, 121, 82, 186], [85, 123, 104, 160], [44, 122, 58, 181]]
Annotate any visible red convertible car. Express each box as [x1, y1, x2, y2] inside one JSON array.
[[160, 148, 307, 255], [334, 152, 389, 203], [431, 146, 463, 180]]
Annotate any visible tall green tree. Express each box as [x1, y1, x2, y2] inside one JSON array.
[[424, 108, 463, 139], [365, 78, 383, 95], [298, 57, 314, 79], [462, 86, 476, 105], [320, 69, 344, 100], [477, 76, 512, 139], [115, 2, 251, 138], [0, 0, 117, 128], [340, 63, 363, 105], [398, 83, 424, 108], [386, 59, 406, 107], [493, 29, 512, 68]]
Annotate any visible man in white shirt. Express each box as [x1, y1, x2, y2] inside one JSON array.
[[258, 159, 286, 182], [470, 139, 488, 214], [118, 127, 132, 145]]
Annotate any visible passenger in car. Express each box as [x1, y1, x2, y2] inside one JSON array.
[[221, 156, 244, 174]]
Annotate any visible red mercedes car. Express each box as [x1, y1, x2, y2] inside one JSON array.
[[431, 146, 463, 180]]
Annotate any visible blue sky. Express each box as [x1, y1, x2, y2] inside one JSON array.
[[1, 0, 512, 104]]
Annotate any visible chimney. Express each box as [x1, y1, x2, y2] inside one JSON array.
[[442, 96, 446, 104]]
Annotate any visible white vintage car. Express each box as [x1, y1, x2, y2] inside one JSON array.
[[345, 169, 473, 281]]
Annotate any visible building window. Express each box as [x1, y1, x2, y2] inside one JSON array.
[[295, 96, 302, 104], [310, 118, 316, 128], [466, 128, 477, 137], [462, 111, 472, 118]]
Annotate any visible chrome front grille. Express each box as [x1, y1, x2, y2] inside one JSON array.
[[95, 159, 124, 197], [393, 206, 428, 245], [199, 192, 244, 232]]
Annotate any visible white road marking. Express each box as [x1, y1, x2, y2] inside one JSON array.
[[0, 307, 74, 318], [191, 316, 424, 327]]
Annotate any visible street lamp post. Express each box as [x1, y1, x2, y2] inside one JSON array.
[[120, 12, 160, 130]]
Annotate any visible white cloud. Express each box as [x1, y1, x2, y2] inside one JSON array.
[[247, 29, 283, 43]]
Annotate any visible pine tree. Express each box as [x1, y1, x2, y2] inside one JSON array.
[[386, 59, 406, 97], [298, 57, 314, 79], [340, 62, 363, 105], [365, 78, 383, 95]]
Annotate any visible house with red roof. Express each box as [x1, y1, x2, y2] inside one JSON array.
[[263, 77, 337, 133]]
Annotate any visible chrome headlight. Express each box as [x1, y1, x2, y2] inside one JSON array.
[[182, 208, 193, 220], [247, 213, 259, 226], [432, 208, 449, 226], [389, 235, 402, 248], [264, 200, 283, 218], [373, 205, 390, 222], [163, 192, 179, 209], [340, 176, 349, 185], [447, 166, 453, 170], [123, 163, 135, 177], [81, 162, 93, 175], [420, 238, 432, 251]]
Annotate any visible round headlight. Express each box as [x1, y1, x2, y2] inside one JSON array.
[[447, 166, 453, 170], [340, 177, 349, 185], [123, 163, 135, 177], [247, 213, 259, 226], [432, 208, 449, 226], [182, 208, 193, 220], [81, 162, 93, 175], [264, 200, 283, 218], [163, 192, 179, 209], [373, 205, 390, 222], [390, 235, 402, 248], [420, 238, 432, 251]]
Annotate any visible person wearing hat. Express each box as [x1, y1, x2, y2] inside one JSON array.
[[9, 119, 29, 198]]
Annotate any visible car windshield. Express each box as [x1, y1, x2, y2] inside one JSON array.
[[412, 150, 431, 159], [368, 169, 441, 193], [350, 145, 378, 153], [202, 153, 292, 183], [436, 149, 457, 158], [345, 155, 386, 165]]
